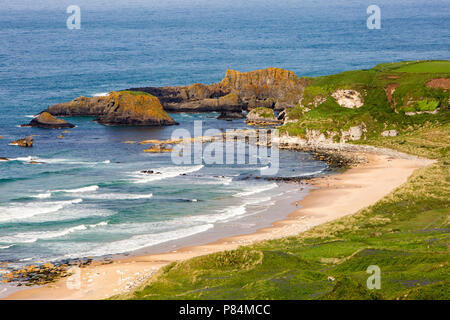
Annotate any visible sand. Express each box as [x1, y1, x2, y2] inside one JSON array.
[[3, 152, 433, 300]]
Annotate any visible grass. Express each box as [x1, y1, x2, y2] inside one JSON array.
[[113, 61, 449, 300]]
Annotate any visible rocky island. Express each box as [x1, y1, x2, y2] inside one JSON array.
[[45, 91, 178, 126]]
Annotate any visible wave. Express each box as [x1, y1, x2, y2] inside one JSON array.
[[234, 183, 278, 197], [0, 199, 83, 223], [63, 223, 213, 258], [0, 245, 13, 250], [55, 185, 99, 193], [93, 92, 109, 97], [0, 222, 107, 244], [31, 192, 52, 199], [82, 193, 153, 200], [298, 169, 324, 177], [131, 165, 204, 184], [8, 156, 110, 166]]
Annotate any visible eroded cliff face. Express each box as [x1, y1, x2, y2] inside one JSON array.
[[128, 67, 308, 112], [47, 91, 177, 126], [221, 68, 308, 110]]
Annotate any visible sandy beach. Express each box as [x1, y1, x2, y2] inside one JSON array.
[[3, 150, 433, 300]]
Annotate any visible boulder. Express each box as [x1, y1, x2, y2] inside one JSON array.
[[11, 136, 33, 147], [331, 90, 364, 109], [381, 130, 399, 137], [22, 112, 75, 129]]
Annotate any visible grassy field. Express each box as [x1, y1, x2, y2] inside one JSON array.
[[114, 61, 449, 300]]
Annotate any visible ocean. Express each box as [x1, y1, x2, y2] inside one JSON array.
[[0, 0, 448, 268]]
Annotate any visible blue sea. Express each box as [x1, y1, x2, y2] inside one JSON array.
[[0, 0, 448, 269]]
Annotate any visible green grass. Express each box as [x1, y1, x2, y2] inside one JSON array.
[[393, 61, 450, 73], [113, 61, 450, 300]]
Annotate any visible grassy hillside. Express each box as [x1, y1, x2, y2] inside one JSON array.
[[114, 61, 449, 300]]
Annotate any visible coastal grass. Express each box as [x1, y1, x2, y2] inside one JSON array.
[[113, 61, 449, 300]]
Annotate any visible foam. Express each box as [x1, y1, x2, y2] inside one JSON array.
[[131, 165, 204, 184], [0, 199, 83, 223]]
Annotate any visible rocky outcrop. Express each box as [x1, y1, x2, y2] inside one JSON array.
[[331, 90, 364, 109], [217, 111, 245, 120], [426, 78, 450, 91], [246, 107, 281, 126], [22, 112, 75, 129], [127, 84, 239, 113], [143, 144, 174, 153], [128, 68, 309, 113], [46, 91, 177, 126], [11, 136, 33, 147], [221, 68, 308, 110]]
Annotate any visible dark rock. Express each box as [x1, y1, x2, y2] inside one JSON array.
[[22, 112, 75, 129], [217, 111, 245, 120]]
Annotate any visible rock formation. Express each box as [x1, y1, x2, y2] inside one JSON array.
[[128, 68, 308, 112], [44, 68, 309, 122], [246, 107, 281, 126], [217, 111, 245, 120], [331, 90, 364, 109], [11, 136, 33, 147], [46, 91, 177, 126], [22, 112, 75, 129]]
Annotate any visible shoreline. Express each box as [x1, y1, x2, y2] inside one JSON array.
[[3, 147, 434, 300]]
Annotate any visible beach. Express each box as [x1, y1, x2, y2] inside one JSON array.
[[3, 149, 433, 300]]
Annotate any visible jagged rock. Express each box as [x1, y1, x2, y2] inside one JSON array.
[[11, 136, 33, 147], [381, 130, 398, 137], [128, 67, 309, 113], [217, 111, 245, 120], [47, 91, 178, 127], [246, 107, 281, 126], [331, 90, 364, 109], [22, 112, 75, 129]]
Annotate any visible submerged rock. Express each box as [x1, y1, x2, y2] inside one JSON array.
[[22, 112, 75, 129], [143, 144, 174, 153], [10, 136, 33, 147]]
